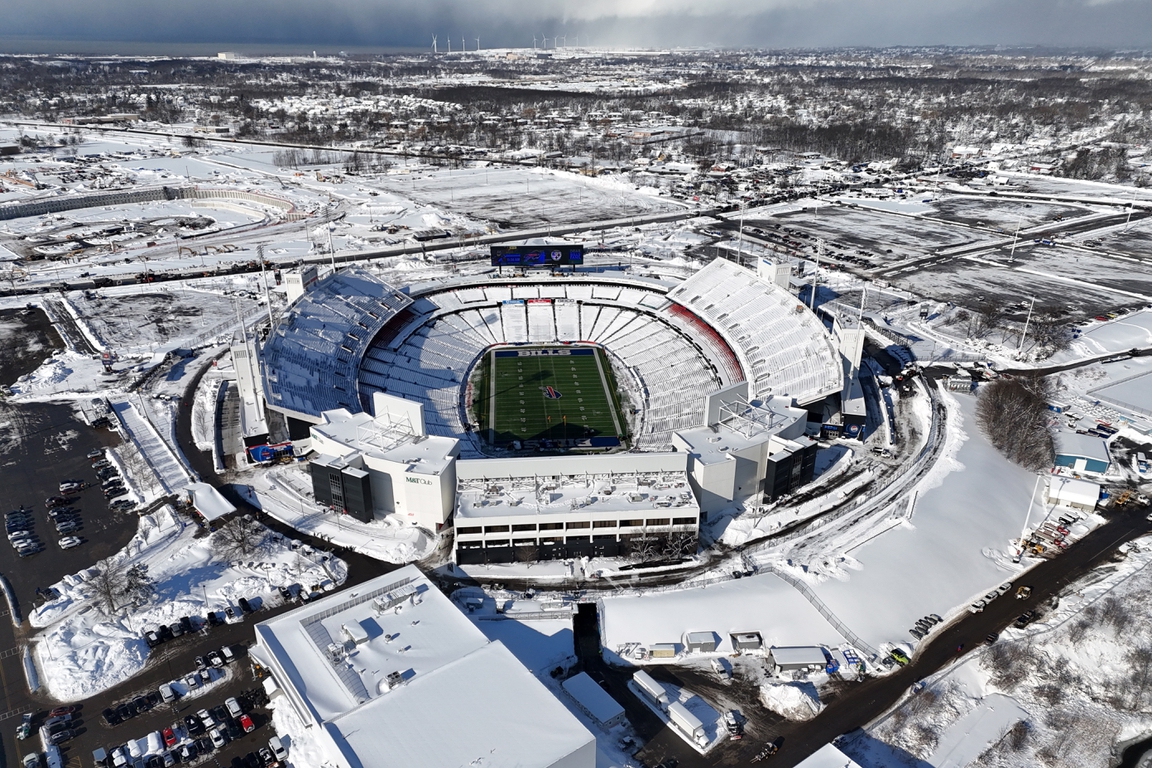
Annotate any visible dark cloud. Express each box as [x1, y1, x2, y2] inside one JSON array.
[[2, 0, 1150, 52]]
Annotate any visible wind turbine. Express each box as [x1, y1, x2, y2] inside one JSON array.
[[431, 35, 438, 54], [476, 36, 481, 51], [461, 37, 465, 52], [540, 34, 547, 48], [447, 37, 451, 53], [532, 34, 537, 50]]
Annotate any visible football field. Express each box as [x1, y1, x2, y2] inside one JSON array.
[[481, 346, 626, 447]]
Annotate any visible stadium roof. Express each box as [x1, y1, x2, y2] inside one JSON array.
[[455, 453, 699, 520]]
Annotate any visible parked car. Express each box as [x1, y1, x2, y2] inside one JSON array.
[[207, 650, 224, 668], [197, 709, 215, 730], [184, 714, 204, 737], [225, 697, 243, 719], [58, 536, 83, 550], [209, 728, 227, 749], [238, 597, 253, 614], [238, 714, 255, 733]]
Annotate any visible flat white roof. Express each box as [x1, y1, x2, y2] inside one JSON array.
[[184, 482, 236, 522], [253, 566, 594, 768], [254, 566, 490, 723], [795, 743, 863, 768], [675, 396, 806, 466], [456, 453, 699, 521], [327, 641, 594, 768], [769, 646, 827, 666], [312, 408, 458, 476], [1055, 431, 1110, 463], [561, 672, 625, 725], [1047, 476, 1100, 506]]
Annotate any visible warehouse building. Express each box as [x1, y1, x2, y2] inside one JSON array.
[[249, 566, 595, 768]]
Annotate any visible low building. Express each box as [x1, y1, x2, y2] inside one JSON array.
[[308, 393, 459, 529], [768, 646, 827, 674], [795, 743, 863, 768], [1054, 431, 1111, 476], [1045, 476, 1100, 513], [249, 566, 595, 768], [561, 672, 626, 728], [731, 632, 763, 652], [453, 452, 700, 565]]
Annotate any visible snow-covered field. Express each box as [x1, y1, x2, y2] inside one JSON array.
[[31, 507, 346, 700]]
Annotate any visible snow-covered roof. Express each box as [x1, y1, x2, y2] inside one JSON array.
[[1047, 476, 1100, 507], [310, 407, 458, 478], [326, 641, 593, 768], [251, 566, 594, 768], [184, 482, 236, 522], [666, 258, 843, 406], [795, 743, 862, 768], [674, 395, 808, 466], [561, 672, 625, 725], [262, 267, 412, 420], [769, 646, 827, 666], [455, 453, 698, 521], [1054, 431, 1110, 463]]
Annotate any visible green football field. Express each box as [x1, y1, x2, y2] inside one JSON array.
[[481, 346, 626, 447]]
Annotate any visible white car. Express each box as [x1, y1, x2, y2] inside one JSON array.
[[58, 536, 82, 550], [968, 600, 986, 614], [996, 582, 1013, 595], [209, 728, 226, 749], [225, 697, 243, 719]]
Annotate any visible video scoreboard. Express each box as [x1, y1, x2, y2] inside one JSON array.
[[490, 243, 585, 267]]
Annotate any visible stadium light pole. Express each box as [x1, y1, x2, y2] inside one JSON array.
[[736, 199, 745, 264], [808, 238, 823, 310], [1017, 295, 1035, 355]]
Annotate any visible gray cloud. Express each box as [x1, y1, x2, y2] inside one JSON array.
[[2, 0, 1150, 52]]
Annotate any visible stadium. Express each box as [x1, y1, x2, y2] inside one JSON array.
[[254, 244, 857, 564]]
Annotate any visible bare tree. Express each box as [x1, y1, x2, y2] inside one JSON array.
[[975, 377, 1055, 471], [90, 559, 126, 615], [213, 515, 265, 561]]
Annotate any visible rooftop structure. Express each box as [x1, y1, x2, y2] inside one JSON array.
[[250, 566, 595, 768], [454, 452, 699, 564], [1054, 430, 1111, 476], [262, 267, 412, 423], [667, 257, 843, 406], [308, 393, 460, 529], [673, 383, 816, 511]]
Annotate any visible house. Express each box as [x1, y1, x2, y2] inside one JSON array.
[[1045, 476, 1100, 513]]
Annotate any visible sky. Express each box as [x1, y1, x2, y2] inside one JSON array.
[[2, 0, 1151, 53]]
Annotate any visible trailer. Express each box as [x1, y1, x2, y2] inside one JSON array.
[[632, 670, 669, 708], [668, 700, 706, 745]]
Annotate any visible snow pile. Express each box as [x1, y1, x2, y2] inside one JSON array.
[[269, 693, 324, 768], [759, 682, 824, 721], [32, 507, 346, 700]]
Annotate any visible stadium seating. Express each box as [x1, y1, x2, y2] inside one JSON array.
[[667, 258, 842, 405]]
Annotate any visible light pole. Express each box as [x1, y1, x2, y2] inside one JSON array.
[[1017, 295, 1036, 355]]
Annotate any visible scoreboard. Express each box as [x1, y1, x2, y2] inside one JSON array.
[[490, 243, 584, 267]]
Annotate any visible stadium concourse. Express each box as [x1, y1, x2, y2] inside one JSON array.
[[256, 250, 858, 563]]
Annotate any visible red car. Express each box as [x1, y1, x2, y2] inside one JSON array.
[[162, 727, 177, 748], [239, 714, 255, 734], [48, 706, 76, 718]]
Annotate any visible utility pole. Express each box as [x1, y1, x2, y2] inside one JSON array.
[[1008, 213, 1023, 263]]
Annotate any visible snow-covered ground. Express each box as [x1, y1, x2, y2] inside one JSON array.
[[31, 506, 345, 700], [848, 533, 1152, 768]]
